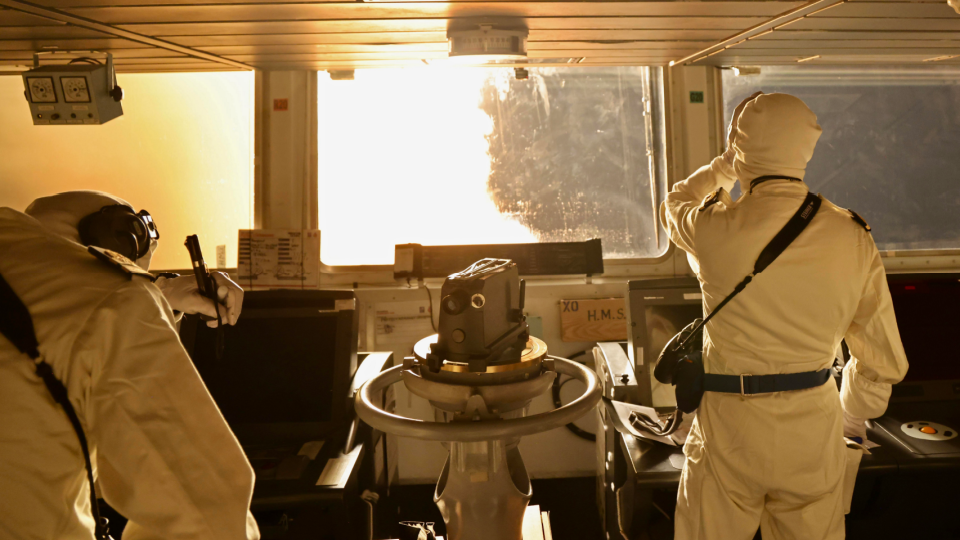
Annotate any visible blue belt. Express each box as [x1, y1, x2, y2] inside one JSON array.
[[703, 368, 832, 396]]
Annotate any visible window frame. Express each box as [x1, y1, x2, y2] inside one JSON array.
[[314, 66, 673, 274]]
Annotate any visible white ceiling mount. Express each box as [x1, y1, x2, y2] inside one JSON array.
[[447, 25, 528, 60], [732, 66, 762, 76]]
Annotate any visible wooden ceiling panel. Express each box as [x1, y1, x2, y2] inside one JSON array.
[[223, 48, 691, 63], [704, 53, 954, 64], [0, 7, 62, 26], [195, 41, 709, 56], [118, 17, 769, 37], [742, 38, 960, 49], [166, 29, 731, 48], [232, 51, 449, 62], [62, 3, 801, 24], [809, 1, 959, 18], [0, 47, 185, 59], [0, 58, 204, 67], [41, 0, 803, 10], [713, 47, 960, 57], [788, 17, 960, 31], [3, 0, 959, 73], [0, 37, 153, 50], [113, 62, 224, 70], [168, 32, 446, 47], [248, 56, 672, 69], [531, 40, 714, 50], [202, 43, 448, 55], [763, 30, 960, 40], [253, 59, 425, 69], [0, 56, 212, 66], [0, 25, 114, 39]]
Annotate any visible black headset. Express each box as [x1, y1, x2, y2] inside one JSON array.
[[77, 205, 160, 261]]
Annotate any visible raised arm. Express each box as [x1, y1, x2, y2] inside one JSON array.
[[660, 156, 738, 257], [659, 92, 760, 257]]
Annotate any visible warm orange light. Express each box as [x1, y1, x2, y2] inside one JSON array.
[[317, 68, 537, 266], [0, 72, 255, 270]]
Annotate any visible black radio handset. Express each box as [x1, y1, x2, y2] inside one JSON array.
[[184, 235, 225, 359]]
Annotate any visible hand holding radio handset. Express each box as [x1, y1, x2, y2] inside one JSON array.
[[155, 271, 241, 327], [155, 236, 243, 328], [183, 234, 243, 327]]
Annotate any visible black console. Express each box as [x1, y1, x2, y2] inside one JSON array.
[[601, 272, 960, 540], [180, 290, 394, 540]]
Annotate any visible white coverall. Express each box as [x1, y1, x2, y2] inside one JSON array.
[[661, 94, 908, 540], [0, 207, 259, 540]]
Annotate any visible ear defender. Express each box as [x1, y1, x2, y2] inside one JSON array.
[[77, 205, 149, 261]]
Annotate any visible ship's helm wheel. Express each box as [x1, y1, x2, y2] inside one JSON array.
[[355, 356, 601, 442]]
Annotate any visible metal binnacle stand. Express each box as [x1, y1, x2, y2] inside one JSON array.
[[355, 259, 601, 540]]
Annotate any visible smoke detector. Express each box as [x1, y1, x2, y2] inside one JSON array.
[[447, 25, 528, 60]]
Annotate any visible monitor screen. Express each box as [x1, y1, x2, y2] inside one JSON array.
[[888, 275, 960, 383], [627, 278, 703, 408], [187, 310, 340, 426], [644, 304, 705, 359], [643, 303, 703, 407]]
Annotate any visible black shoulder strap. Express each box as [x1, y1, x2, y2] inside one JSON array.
[[0, 272, 42, 359], [0, 273, 109, 540], [754, 192, 821, 274], [677, 192, 822, 350], [749, 175, 802, 194]]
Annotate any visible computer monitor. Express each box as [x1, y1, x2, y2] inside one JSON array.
[[179, 290, 359, 444], [625, 277, 703, 408], [886, 273, 960, 402]]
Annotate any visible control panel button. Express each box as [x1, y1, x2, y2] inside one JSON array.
[[901, 421, 957, 442]]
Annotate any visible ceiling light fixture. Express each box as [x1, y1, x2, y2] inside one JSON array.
[[447, 25, 527, 60]]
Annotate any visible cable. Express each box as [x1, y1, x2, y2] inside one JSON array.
[[550, 351, 596, 442], [407, 277, 438, 333], [628, 408, 684, 437], [554, 376, 596, 441], [422, 283, 437, 332], [651, 500, 673, 522]]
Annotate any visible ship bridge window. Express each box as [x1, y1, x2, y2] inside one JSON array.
[[0, 72, 255, 271], [318, 67, 668, 266], [723, 66, 960, 252]]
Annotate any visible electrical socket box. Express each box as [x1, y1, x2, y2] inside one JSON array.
[[22, 64, 122, 125]]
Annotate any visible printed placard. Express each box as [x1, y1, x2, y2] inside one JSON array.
[[559, 297, 627, 342]]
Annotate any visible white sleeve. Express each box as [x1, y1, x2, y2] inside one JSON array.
[[840, 240, 909, 419], [659, 156, 738, 258], [76, 281, 259, 540]]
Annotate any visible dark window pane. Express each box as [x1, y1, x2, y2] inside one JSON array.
[[723, 66, 960, 251]]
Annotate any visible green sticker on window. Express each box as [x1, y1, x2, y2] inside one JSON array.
[[690, 91, 704, 104]]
